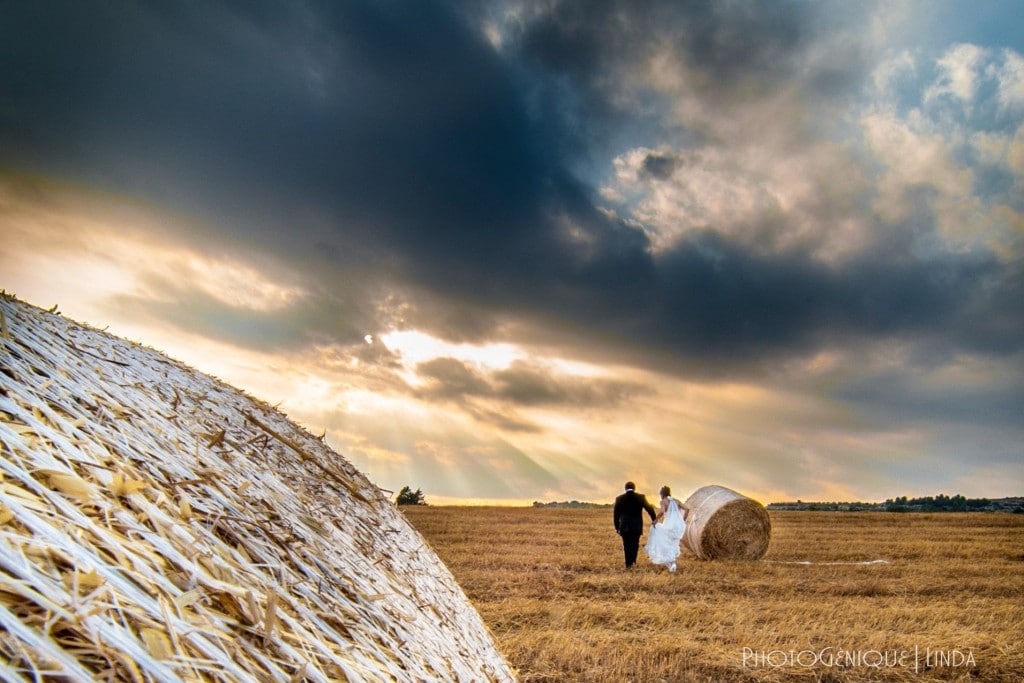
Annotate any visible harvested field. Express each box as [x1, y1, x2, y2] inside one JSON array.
[[404, 506, 1024, 682]]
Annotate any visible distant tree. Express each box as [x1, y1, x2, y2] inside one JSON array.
[[396, 486, 427, 506]]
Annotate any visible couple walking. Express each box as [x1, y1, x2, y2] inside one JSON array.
[[613, 482, 690, 571]]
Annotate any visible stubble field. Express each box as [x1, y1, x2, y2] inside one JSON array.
[[402, 507, 1024, 682]]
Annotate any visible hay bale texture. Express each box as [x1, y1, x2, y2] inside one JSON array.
[[681, 485, 771, 560], [0, 295, 515, 682]]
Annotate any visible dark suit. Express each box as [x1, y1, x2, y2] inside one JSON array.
[[613, 488, 656, 567]]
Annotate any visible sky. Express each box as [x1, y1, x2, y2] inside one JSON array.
[[2, 0, 1022, 505]]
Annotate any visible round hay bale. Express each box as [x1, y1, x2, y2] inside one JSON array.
[[0, 295, 515, 682], [682, 485, 771, 560]]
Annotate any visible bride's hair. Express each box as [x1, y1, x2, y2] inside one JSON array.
[[660, 485, 671, 498]]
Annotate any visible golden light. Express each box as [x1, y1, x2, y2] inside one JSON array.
[[380, 329, 525, 372]]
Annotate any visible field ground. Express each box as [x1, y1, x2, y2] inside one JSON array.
[[402, 507, 1024, 682]]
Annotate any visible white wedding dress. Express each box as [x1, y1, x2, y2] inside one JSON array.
[[644, 498, 686, 570]]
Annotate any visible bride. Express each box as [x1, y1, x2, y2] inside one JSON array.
[[644, 485, 689, 572]]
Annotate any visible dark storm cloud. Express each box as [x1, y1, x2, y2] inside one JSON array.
[[641, 153, 683, 181], [519, 221, 1022, 375], [416, 357, 648, 409], [494, 361, 646, 406], [513, 0, 808, 89], [1, 1, 557, 261], [836, 368, 1024, 432], [417, 358, 493, 401], [2, 0, 1022, 379], [102, 272, 380, 352]]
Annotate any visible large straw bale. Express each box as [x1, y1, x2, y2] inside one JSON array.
[[0, 294, 516, 682], [681, 485, 771, 560]]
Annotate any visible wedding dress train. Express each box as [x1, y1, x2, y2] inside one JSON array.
[[644, 498, 686, 570]]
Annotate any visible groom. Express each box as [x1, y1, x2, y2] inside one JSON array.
[[613, 481, 657, 568]]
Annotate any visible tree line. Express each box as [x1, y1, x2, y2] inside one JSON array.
[[394, 486, 1023, 512], [768, 494, 1023, 513]]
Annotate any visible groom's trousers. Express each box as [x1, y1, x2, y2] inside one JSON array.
[[621, 531, 641, 568]]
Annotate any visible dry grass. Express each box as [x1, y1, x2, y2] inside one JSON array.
[[404, 507, 1024, 682]]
